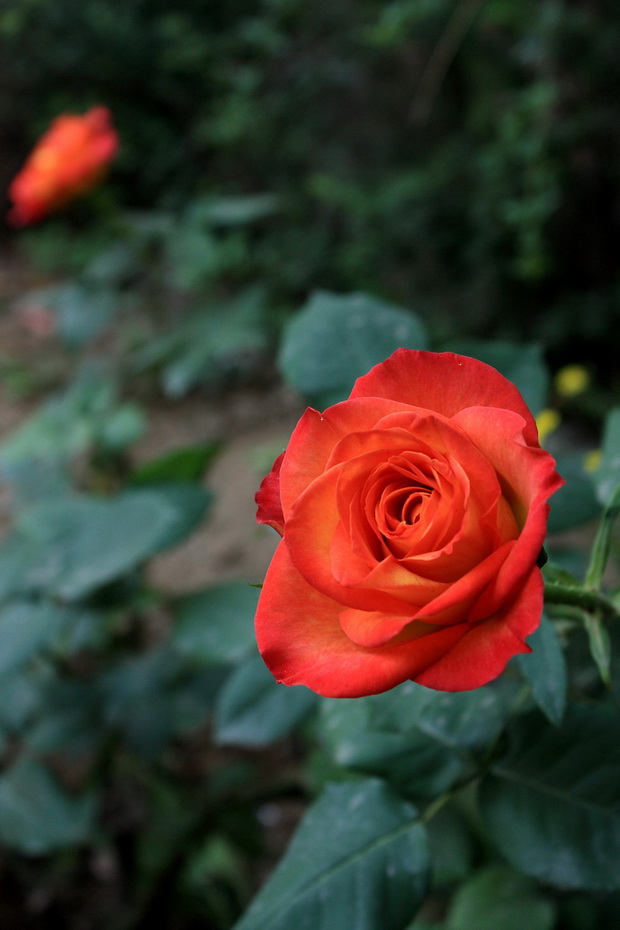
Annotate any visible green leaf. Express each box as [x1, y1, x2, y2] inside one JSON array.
[[399, 680, 518, 751], [196, 193, 279, 226], [446, 865, 555, 930], [583, 612, 612, 687], [442, 339, 549, 415], [15, 280, 119, 348], [168, 667, 229, 736], [0, 372, 145, 474], [515, 613, 567, 724], [323, 678, 516, 751], [130, 442, 220, 485], [233, 779, 428, 930], [556, 895, 602, 930], [593, 407, 620, 506], [52, 607, 111, 656], [214, 653, 318, 747], [585, 482, 620, 591], [99, 644, 226, 756], [479, 705, 620, 890], [136, 776, 198, 886], [172, 582, 259, 664], [99, 645, 182, 757], [0, 672, 41, 734], [548, 452, 601, 533], [134, 287, 268, 397], [181, 834, 246, 914], [321, 700, 467, 800], [0, 601, 69, 676], [319, 680, 516, 799], [98, 403, 145, 451], [0, 488, 211, 601], [0, 758, 96, 854], [135, 484, 213, 551], [83, 241, 137, 287], [426, 803, 475, 888], [406, 922, 445, 930], [279, 291, 428, 406], [50, 281, 119, 347], [542, 562, 581, 588], [166, 224, 220, 289], [25, 679, 102, 754]]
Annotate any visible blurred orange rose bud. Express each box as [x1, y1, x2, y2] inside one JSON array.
[[7, 106, 118, 227]]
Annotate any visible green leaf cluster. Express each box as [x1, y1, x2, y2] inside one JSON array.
[[0, 369, 280, 926]]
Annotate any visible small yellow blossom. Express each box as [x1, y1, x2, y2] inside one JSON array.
[[536, 408, 561, 443], [555, 364, 589, 398], [583, 449, 602, 473]]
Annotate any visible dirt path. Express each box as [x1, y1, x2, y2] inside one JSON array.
[[133, 385, 304, 593]]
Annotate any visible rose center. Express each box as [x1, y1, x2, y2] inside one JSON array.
[[383, 482, 433, 531], [359, 452, 460, 561]]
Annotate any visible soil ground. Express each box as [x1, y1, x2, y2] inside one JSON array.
[[135, 384, 304, 594]]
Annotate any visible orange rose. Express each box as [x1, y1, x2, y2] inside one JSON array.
[[7, 107, 118, 226], [255, 350, 563, 696]]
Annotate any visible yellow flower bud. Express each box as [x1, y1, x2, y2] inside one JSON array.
[[583, 449, 602, 474], [536, 408, 561, 443], [555, 364, 589, 398]]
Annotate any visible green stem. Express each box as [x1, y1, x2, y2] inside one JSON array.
[[585, 483, 620, 592], [544, 581, 619, 620]]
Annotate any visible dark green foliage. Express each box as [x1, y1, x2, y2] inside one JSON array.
[[232, 779, 429, 930], [319, 679, 518, 801], [4, 0, 620, 368], [480, 706, 620, 891], [215, 652, 319, 748], [515, 613, 567, 725], [280, 290, 428, 406], [445, 865, 555, 930], [0, 376, 265, 928]]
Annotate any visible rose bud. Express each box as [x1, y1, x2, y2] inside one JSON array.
[[7, 106, 118, 227]]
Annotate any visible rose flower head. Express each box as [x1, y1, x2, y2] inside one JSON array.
[[255, 349, 563, 697], [7, 106, 118, 227]]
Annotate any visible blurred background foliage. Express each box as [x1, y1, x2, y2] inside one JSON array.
[[2, 1, 620, 928], [2, 0, 620, 376]]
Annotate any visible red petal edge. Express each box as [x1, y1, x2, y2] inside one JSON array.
[[256, 452, 285, 535], [255, 543, 545, 696], [350, 349, 540, 446]]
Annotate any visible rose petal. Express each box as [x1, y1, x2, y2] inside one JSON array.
[[452, 406, 563, 617], [255, 544, 472, 697], [416, 569, 543, 690], [412, 541, 515, 623], [255, 452, 285, 535], [278, 398, 416, 518], [289, 445, 466, 612], [287, 412, 513, 604], [339, 607, 438, 648], [350, 350, 540, 446]]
